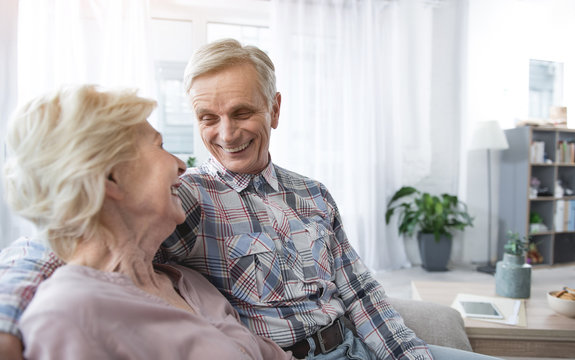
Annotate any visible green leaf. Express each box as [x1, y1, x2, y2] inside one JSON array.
[[387, 186, 418, 207], [385, 185, 474, 240]]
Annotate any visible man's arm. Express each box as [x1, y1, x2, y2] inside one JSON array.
[[0, 237, 63, 340], [322, 189, 433, 360]]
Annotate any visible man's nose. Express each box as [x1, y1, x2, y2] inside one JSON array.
[[218, 117, 237, 143]]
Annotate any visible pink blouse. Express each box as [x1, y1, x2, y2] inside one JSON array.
[[20, 263, 293, 360]]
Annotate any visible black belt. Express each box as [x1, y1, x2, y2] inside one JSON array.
[[282, 318, 345, 359]]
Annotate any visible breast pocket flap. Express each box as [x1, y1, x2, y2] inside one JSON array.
[[226, 232, 276, 259]]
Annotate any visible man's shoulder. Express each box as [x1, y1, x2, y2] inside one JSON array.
[[273, 163, 327, 192], [180, 166, 222, 189]]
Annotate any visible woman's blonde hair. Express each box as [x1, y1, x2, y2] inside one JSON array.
[[3, 85, 156, 260], [183, 38, 277, 109]]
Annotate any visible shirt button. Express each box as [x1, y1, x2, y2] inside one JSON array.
[[320, 230, 326, 236]]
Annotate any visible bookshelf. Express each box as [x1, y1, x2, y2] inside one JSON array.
[[498, 126, 575, 266]]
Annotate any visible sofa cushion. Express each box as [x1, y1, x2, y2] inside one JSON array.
[[387, 297, 472, 351]]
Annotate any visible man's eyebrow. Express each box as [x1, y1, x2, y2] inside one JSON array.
[[194, 108, 212, 116], [194, 104, 257, 116], [231, 104, 256, 112]]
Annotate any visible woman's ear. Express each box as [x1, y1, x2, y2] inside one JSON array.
[[105, 171, 124, 200]]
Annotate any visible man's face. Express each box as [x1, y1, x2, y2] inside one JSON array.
[[190, 63, 280, 174]]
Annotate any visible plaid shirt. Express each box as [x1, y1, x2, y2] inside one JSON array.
[[0, 238, 64, 338], [157, 158, 431, 359], [0, 158, 431, 359]]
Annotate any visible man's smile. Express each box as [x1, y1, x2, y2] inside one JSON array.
[[222, 140, 252, 153]]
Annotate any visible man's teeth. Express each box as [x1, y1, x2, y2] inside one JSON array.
[[171, 186, 179, 196], [223, 141, 250, 153]]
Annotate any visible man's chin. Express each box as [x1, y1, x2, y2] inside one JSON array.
[[219, 158, 246, 173]]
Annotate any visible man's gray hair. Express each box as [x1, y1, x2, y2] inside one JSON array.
[[183, 38, 277, 109]]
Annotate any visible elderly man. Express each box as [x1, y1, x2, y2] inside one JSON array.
[[0, 39, 499, 360]]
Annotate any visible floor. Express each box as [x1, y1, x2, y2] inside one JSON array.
[[371, 263, 575, 360]]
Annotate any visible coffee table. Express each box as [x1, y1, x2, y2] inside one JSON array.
[[411, 281, 575, 358]]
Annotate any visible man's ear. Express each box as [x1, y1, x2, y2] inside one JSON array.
[[271, 92, 281, 129], [105, 172, 124, 200]]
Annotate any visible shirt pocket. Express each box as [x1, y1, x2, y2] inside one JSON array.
[[295, 217, 335, 281], [225, 232, 285, 304]]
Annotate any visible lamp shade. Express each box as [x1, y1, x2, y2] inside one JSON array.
[[469, 120, 509, 151]]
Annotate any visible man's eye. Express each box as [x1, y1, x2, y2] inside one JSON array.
[[199, 115, 218, 122], [234, 111, 252, 120]]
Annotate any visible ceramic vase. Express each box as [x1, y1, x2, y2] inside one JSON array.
[[495, 253, 532, 298]]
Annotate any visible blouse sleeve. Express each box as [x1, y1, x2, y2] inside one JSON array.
[[21, 312, 106, 360]]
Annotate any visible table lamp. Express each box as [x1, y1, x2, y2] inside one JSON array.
[[469, 120, 509, 274]]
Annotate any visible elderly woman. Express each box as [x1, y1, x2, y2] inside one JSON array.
[[3, 85, 293, 360]]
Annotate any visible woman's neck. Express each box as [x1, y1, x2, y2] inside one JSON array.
[[67, 229, 159, 288], [67, 233, 194, 313]]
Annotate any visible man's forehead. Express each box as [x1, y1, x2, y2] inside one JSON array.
[[190, 86, 263, 112]]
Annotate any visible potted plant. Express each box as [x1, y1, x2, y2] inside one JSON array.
[[502, 231, 529, 256], [495, 231, 532, 298], [529, 211, 547, 234], [385, 186, 473, 271]]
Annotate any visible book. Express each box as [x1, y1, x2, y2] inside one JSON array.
[[531, 141, 545, 163], [569, 200, 575, 232], [555, 200, 565, 232]]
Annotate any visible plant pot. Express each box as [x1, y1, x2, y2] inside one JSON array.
[[417, 233, 452, 271], [495, 253, 532, 298]]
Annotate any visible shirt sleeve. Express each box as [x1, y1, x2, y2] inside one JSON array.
[[21, 311, 106, 360], [155, 175, 201, 264], [0, 237, 63, 338], [322, 187, 433, 360]]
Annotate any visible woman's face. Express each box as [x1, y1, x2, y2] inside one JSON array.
[[115, 122, 187, 237]]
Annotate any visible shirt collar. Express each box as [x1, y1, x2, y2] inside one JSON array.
[[205, 156, 279, 193]]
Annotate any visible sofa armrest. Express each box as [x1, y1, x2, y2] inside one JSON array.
[[387, 297, 472, 351]]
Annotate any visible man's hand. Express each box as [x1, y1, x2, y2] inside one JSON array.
[[0, 333, 23, 360]]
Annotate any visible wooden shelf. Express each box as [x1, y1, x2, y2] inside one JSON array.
[[498, 126, 575, 266]]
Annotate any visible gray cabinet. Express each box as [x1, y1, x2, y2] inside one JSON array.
[[498, 126, 575, 265]]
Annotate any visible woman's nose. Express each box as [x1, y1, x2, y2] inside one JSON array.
[[175, 156, 186, 175]]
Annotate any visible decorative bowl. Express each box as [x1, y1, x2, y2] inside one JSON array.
[[547, 290, 575, 318]]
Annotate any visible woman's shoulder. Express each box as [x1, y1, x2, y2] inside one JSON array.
[[165, 264, 236, 315], [27, 265, 131, 310]]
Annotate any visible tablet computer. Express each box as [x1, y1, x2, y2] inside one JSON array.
[[459, 300, 504, 319]]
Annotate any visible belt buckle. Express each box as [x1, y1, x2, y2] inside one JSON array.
[[316, 318, 343, 354]]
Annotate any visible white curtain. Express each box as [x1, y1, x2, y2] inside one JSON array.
[[17, 0, 154, 102], [0, 0, 153, 248], [270, 0, 438, 271], [0, 0, 22, 249]]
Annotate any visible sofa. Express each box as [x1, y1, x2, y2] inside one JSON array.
[[388, 297, 472, 351]]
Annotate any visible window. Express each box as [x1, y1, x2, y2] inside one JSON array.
[[206, 22, 270, 50], [155, 62, 194, 154]]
